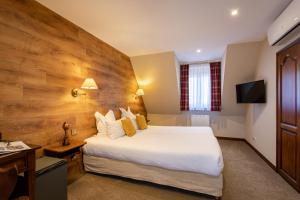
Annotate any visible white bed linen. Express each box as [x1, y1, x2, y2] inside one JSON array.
[[83, 126, 224, 176]]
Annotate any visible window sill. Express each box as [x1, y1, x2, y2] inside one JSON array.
[[181, 110, 221, 114]]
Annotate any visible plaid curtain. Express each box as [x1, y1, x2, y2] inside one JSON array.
[[210, 62, 221, 111], [180, 64, 189, 111]]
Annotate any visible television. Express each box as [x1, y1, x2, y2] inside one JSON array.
[[236, 80, 266, 103]]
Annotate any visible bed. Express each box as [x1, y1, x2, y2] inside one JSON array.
[[83, 126, 224, 199]]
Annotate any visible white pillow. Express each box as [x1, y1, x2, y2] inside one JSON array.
[[119, 107, 128, 118], [127, 107, 136, 119], [105, 110, 116, 121], [95, 110, 116, 135], [106, 119, 125, 139], [119, 107, 138, 129], [127, 107, 139, 129], [120, 107, 136, 118], [95, 112, 106, 135]]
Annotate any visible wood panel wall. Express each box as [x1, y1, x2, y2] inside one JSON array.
[[0, 0, 147, 149]]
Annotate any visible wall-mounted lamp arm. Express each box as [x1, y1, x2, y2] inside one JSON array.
[[71, 88, 87, 97]]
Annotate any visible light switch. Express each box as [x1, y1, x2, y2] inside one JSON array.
[[71, 129, 78, 136]]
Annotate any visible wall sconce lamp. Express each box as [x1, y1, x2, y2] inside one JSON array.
[[72, 78, 98, 97], [135, 88, 144, 99]]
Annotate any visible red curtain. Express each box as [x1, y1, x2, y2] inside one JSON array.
[[180, 64, 189, 111], [210, 62, 221, 111]]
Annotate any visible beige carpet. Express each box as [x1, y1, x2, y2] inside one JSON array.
[[68, 140, 300, 200]]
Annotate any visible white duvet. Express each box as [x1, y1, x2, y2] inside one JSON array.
[[83, 126, 224, 176]]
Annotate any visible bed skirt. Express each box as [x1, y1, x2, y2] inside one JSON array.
[[83, 154, 223, 198]]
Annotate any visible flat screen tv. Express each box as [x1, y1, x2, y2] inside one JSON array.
[[236, 80, 266, 103]]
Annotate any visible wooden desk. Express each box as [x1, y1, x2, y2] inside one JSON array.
[[0, 144, 40, 200]]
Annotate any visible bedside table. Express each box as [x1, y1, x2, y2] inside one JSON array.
[[44, 140, 86, 184]]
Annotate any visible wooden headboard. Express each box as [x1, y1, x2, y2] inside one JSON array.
[[0, 0, 147, 147]]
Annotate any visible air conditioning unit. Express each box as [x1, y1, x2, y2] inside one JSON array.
[[267, 0, 300, 46]]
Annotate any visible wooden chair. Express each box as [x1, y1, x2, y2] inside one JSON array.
[[0, 166, 18, 200], [0, 132, 29, 200], [0, 165, 29, 200]]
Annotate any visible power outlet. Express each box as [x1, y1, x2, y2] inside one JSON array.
[[71, 129, 78, 136]]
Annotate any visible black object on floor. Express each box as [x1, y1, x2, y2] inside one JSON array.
[[35, 156, 67, 200]]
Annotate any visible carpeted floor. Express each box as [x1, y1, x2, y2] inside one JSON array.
[[68, 140, 300, 200]]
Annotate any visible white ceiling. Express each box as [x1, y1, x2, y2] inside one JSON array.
[[37, 0, 291, 63]]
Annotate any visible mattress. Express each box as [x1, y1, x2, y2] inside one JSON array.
[[83, 126, 223, 176]]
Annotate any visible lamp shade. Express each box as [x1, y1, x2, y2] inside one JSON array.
[[136, 88, 144, 96], [81, 78, 98, 89]]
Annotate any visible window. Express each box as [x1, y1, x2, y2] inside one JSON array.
[[189, 63, 211, 111], [180, 62, 221, 111]]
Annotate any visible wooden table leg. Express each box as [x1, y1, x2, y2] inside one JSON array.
[[24, 151, 36, 200]]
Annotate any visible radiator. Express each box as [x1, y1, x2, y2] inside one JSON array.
[[191, 115, 210, 126]]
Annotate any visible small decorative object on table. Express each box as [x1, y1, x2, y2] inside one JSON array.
[[62, 122, 70, 146]]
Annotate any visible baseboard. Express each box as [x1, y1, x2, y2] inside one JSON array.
[[243, 140, 276, 171], [216, 136, 244, 141], [217, 136, 276, 171]]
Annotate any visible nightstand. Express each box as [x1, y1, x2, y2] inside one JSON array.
[[44, 140, 86, 184]]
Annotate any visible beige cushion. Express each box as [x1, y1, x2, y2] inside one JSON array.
[[136, 115, 148, 130], [121, 118, 136, 137]]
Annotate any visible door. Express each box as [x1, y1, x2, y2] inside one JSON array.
[[277, 39, 300, 191]]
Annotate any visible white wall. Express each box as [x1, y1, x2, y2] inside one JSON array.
[[147, 113, 190, 126], [147, 112, 245, 138], [137, 42, 263, 139], [221, 49, 227, 94], [175, 55, 181, 96], [245, 40, 278, 165], [131, 52, 181, 114], [211, 115, 245, 138], [245, 30, 300, 166], [222, 42, 262, 115]]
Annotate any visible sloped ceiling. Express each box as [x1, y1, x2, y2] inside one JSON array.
[[36, 0, 290, 63], [131, 52, 181, 114]]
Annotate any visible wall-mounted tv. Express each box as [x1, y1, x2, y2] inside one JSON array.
[[236, 80, 266, 103]]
